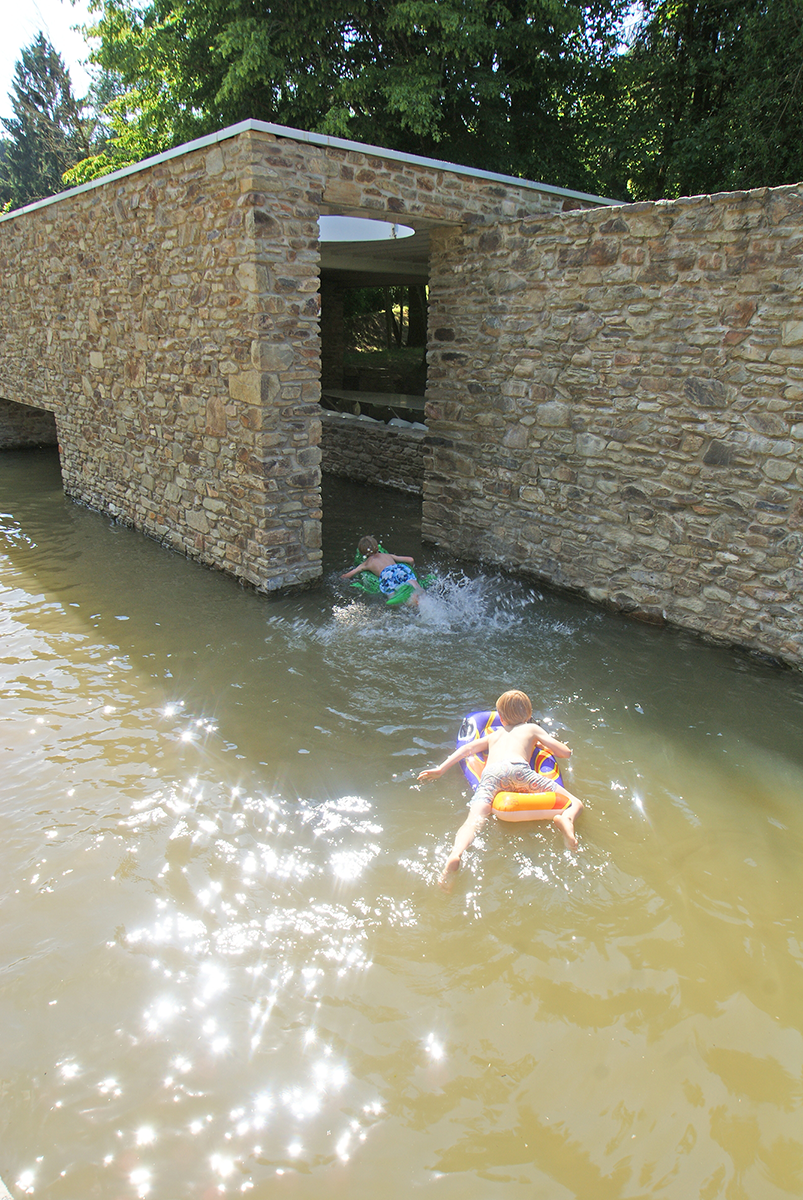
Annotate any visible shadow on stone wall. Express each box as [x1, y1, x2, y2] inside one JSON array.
[[0, 399, 58, 449]]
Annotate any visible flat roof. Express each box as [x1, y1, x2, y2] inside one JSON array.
[[0, 119, 620, 224]]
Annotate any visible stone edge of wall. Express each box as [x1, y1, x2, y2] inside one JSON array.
[[321, 410, 427, 494], [0, 120, 618, 229]]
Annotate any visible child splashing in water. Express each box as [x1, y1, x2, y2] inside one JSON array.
[[418, 690, 584, 888], [341, 536, 425, 607]]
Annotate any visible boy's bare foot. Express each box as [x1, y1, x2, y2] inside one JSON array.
[[438, 855, 461, 890], [553, 812, 578, 850], [553, 809, 579, 850]]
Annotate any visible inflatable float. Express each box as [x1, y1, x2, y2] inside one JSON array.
[[348, 544, 437, 606], [457, 709, 570, 821]]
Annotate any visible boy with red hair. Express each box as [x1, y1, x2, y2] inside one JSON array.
[[418, 690, 584, 887]]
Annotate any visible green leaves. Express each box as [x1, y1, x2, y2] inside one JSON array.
[[612, 0, 803, 199], [0, 34, 99, 208], [6, 1, 801, 208], [66, 0, 633, 191]]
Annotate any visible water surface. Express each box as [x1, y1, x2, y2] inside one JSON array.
[[1, 450, 802, 1199]]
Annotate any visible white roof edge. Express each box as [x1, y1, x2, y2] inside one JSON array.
[[0, 121, 256, 222], [0, 118, 621, 224]]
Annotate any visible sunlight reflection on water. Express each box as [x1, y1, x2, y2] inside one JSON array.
[[1, 460, 803, 1198]]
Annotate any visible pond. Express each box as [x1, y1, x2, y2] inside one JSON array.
[[1, 449, 802, 1199]]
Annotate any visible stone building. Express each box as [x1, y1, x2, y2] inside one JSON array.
[[1, 121, 801, 668]]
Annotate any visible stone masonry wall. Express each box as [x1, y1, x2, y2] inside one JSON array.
[[0, 121, 596, 593], [424, 184, 803, 669], [321, 410, 426, 492], [320, 280, 347, 389], [0, 128, 323, 592]]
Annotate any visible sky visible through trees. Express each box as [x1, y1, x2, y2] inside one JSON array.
[[0, 0, 94, 122], [2, 1, 803, 212]]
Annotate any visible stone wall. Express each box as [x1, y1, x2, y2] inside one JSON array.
[[7, 120, 798, 667], [0, 127, 323, 592], [321, 410, 426, 492], [0, 120, 596, 593], [424, 184, 803, 668], [0, 399, 58, 448]]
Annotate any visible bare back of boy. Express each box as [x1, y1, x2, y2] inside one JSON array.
[[484, 722, 548, 769], [418, 690, 585, 889], [462, 720, 581, 863], [360, 551, 403, 576]]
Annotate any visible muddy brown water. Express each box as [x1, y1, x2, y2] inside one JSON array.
[[1, 449, 802, 1199]]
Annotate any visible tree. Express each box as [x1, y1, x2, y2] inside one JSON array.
[[0, 140, 11, 211], [74, 0, 633, 192], [0, 34, 96, 209], [611, 0, 803, 200]]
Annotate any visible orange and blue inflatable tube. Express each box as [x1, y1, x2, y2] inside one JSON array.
[[457, 710, 569, 820]]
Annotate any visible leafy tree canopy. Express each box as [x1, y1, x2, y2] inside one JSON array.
[[613, 0, 803, 199], [0, 33, 121, 208], [76, 0, 632, 194], [8, 2, 803, 205]]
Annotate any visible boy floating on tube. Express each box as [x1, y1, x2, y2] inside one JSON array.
[[418, 690, 584, 888], [341, 535, 425, 607]]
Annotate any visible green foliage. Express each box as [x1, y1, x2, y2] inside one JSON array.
[[71, 0, 226, 178], [611, 0, 803, 199], [0, 34, 95, 209], [343, 286, 427, 352], [74, 0, 632, 192], [344, 345, 425, 368], [344, 287, 388, 322], [61, 151, 118, 186], [0, 141, 10, 209], [25, 1, 803, 203]]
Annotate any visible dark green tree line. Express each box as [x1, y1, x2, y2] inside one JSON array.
[[5, 2, 803, 206], [607, 0, 803, 199], [1, 34, 90, 209], [0, 33, 117, 210]]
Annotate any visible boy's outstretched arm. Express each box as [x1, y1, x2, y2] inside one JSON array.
[[532, 722, 572, 759], [418, 736, 489, 782], [341, 562, 369, 580]]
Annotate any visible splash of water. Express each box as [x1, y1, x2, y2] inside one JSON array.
[[321, 570, 570, 645]]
